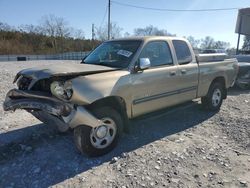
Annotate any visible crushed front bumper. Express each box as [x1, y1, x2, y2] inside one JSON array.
[[3, 89, 72, 116], [3, 89, 104, 129]]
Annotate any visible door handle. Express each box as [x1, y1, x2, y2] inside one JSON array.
[[181, 69, 187, 74], [170, 71, 176, 76]]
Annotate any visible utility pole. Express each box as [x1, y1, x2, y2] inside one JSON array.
[[91, 23, 95, 49], [92, 23, 95, 40], [236, 15, 242, 55], [108, 0, 111, 40]]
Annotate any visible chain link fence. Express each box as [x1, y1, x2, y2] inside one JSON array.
[[0, 51, 90, 62]]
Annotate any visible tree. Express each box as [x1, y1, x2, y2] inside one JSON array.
[[200, 36, 215, 49], [96, 22, 123, 41], [72, 28, 85, 39], [213, 41, 230, 49], [200, 36, 230, 50], [0, 18, 96, 55], [0, 22, 13, 31], [40, 14, 71, 38], [242, 35, 250, 51], [39, 14, 73, 52], [186, 36, 200, 49], [123, 32, 130, 37], [134, 25, 174, 36]]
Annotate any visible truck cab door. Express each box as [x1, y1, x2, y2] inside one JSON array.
[[172, 40, 199, 101], [130, 41, 181, 117]]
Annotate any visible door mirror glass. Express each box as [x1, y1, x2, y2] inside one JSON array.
[[139, 58, 151, 70]]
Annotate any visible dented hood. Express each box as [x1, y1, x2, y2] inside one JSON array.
[[14, 63, 119, 82]]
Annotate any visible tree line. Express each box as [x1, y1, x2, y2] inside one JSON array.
[[0, 15, 100, 55], [1, 14, 249, 55]]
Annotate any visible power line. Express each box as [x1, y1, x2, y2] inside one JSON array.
[[100, 5, 108, 28], [111, 1, 240, 12]]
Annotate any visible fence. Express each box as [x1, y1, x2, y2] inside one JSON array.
[[0, 51, 90, 62]]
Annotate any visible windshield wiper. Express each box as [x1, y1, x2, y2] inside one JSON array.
[[98, 62, 121, 68]]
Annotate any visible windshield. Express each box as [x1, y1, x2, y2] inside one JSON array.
[[83, 40, 142, 68]]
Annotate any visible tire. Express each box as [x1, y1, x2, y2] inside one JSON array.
[[74, 107, 123, 157], [201, 82, 224, 111]]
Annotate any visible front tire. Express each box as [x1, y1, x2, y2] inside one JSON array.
[[74, 107, 123, 157], [201, 82, 224, 111]]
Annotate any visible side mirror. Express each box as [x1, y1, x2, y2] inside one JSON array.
[[138, 58, 150, 71]]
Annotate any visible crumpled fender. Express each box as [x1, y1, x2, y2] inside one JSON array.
[[69, 70, 131, 105]]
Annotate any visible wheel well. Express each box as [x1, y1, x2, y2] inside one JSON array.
[[87, 96, 130, 132], [211, 77, 227, 99]]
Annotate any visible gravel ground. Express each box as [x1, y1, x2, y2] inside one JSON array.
[[0, 60, 249, 188]]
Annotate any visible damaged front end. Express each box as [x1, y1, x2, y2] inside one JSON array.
[[3, 88, 106, 132], [3, 89, 72, 116], [3, 64, 115, 131]]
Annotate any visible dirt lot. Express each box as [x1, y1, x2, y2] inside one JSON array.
[[0, 61, 249, 188]]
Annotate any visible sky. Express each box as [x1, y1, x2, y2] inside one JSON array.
[[1, 0, 250, 48]]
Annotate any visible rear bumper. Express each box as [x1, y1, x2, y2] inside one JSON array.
[[3, 89, 104, 129]]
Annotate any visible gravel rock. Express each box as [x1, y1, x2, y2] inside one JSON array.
[[238, 179, 248, 186], [154, 165, 160, 170], [110, 157, 119, 164]]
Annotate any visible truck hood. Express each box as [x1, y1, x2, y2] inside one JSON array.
[[14, 63, 119, 82]]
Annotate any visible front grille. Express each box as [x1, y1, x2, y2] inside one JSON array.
[[17, 76, 32, 90], [31, 79, 51, 93]]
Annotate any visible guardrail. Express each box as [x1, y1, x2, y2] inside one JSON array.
[[0, 51, 90, 62]]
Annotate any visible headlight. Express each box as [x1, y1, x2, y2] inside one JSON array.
[[50, 81, 73, 100]]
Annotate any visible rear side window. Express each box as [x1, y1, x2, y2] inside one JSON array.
[[173, 40, 192, 65]]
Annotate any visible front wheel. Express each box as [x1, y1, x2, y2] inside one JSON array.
[[74, 107, 123, 157], [201, 82, 224, 111]]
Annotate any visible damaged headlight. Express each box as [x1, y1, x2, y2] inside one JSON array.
[[50, 81, 73, 100]]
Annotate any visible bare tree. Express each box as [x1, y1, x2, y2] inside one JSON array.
[[0, 22, 13, 31], [72, 28, 85, 39], [214, 41, 230, 49], [18, 24, 42, 34], [40, 14, 70, 38], [200, 36, 215, 49], [186, 36, 200, 49], [96, 22, 123, 41], [242, 35, 250, 51], [123, 32, 130, 37], [39, 14, 73, 52], [134, 25, 174, 36], [200, 36, 230, 50]]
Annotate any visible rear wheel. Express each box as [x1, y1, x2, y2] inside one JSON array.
[[201, 82, 224, 111], [74, 107, 123, 157]]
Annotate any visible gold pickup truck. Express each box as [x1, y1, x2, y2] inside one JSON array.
[[3, 37, 238, 156]]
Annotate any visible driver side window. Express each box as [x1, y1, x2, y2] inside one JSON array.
[[139, 41, 173, 67]]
